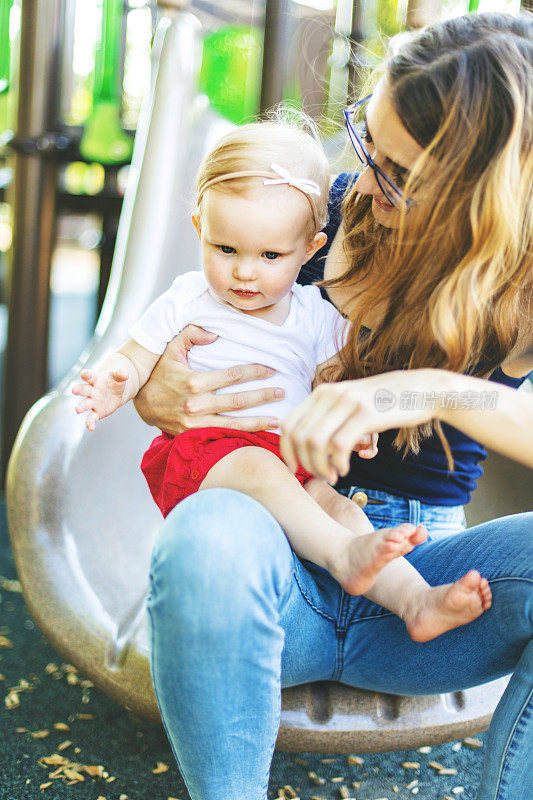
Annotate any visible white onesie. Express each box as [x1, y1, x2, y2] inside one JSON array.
[[129, 271, 347, 426]]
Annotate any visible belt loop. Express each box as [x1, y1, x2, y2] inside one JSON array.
[[408, 498, 421, 528]]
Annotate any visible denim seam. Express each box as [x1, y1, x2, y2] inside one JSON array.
[[344, 577, 533, 629], [259, 683, 283, 800], [277, 559, 297, 618], [332, 594, 351, 681], [292, 567, 337, 623], [337, 591, 351, 631], [146, 573, 198, 800], [333, 631, 346, 681], [347, 610, 395, 627], [494, 684, 533, 800]]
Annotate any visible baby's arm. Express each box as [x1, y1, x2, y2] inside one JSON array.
[[72, 339, 159, 430]]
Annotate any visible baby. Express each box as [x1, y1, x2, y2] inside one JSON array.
[[72, 116, 491, 642]]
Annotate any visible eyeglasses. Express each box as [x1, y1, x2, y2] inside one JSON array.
[[343, 94, 415, 211]]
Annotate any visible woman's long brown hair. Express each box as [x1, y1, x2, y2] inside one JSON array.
[[323, 12, 533, 463]]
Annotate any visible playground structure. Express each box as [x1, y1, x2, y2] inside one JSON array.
[[6, 2, 532, 752]]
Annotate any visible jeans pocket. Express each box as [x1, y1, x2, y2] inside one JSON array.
[[292, 556, 341, 622], [425, 523, 466, 541]]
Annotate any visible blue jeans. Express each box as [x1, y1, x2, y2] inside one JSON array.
[[339, 485, 467, 540], [146, 488, 533, 800]]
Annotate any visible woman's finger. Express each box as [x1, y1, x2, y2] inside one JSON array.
[[328, 412, 376, 476], [281, 388, 342, 478], [208, 414, 280, 433], [187, 363, 279, 395], [356, 433, 379, 458], [290, 389, 360, 479], [185, 386, 285, 416], [164, 326, 218, 366], [325, 402, 379, 477], [357, 447, 378, 458], [278, 430, 300, 475], [281, 387, 341, 477], [160, 413, 280, 438], [291, 408, 342, 479], [295, 393, 373, 479], [280, 396, 319, 473]]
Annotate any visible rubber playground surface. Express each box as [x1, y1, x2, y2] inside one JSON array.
[[0, 497, 488, 800]]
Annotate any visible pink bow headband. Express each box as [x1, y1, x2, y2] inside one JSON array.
[[198, 163, 321, 230]]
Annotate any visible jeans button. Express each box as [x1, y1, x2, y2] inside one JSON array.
[[352, 491, 368, 508]]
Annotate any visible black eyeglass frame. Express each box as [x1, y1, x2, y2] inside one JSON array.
[[343, 94, 415, 210]]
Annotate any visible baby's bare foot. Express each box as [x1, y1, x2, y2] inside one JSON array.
[[335, 523, 428, 596], [404, 570, 492, 643]]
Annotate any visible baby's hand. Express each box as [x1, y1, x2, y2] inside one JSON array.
[[72, 368, 129, 431], [354, 432, 378, 459]]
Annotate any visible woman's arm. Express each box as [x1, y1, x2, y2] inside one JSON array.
[[133, 325, 285, 435], [280, 368, 533, 482], [499, 333, 533, 378], [436, 372, 532, 463]]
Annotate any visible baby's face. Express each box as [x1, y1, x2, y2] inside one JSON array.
[[193, 184, 320, 315]]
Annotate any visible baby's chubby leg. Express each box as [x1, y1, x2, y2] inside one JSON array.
[[304, 478, 427, 595], [305, 480, 492, 642], [199, 447, 424, 597], [201, 449, 492, 642]]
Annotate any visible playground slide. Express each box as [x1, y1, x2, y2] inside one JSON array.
[[6, 10, 232, 722], [6, 8, 528, 752]]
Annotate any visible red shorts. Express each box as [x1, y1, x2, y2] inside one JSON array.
[[141, 427, 315, 518]]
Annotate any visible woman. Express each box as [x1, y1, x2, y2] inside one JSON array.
[[140, 13, 533, 800]]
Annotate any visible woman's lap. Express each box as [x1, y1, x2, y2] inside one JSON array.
[[148, 490, 532, 800], [282, 513, 533, 692], [339, 517, 532, 693], [150, 488, 533, 692]]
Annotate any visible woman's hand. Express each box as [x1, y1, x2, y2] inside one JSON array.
[[280, 369, 443, 483], [353, 432, 379, 459], [133, 325, 284, 435]]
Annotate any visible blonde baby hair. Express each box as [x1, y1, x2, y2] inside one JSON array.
[[195, 108, 331, 238]]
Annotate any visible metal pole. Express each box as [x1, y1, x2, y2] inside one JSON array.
[[1, 0, 63, 479], [348, 0, 365, 99], [260, 0, 293, 113]]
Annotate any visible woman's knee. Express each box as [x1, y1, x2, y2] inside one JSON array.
[[466, 514, 533, 645], [150, 488, 294, 606], [467, 513, 533, 580]]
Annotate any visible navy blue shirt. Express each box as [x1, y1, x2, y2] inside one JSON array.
[[298, 173, 529, 506]]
